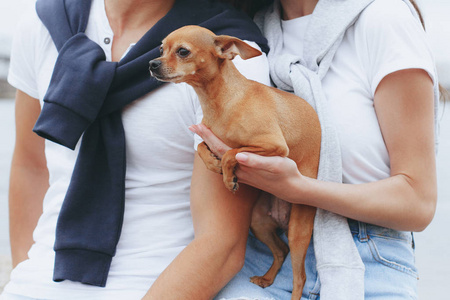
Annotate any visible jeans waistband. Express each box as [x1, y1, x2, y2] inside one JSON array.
[[347, 219, 413, 244]]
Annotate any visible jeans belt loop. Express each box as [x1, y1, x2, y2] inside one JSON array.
[[358, 221, 368, 242]]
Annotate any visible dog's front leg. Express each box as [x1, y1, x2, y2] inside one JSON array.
[[197, 141, 222, 174], [221, 148, 243, 192]]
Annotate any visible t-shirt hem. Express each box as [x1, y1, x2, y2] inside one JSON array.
[[3, 282, 146, 300], [371, 63, 436, 97]]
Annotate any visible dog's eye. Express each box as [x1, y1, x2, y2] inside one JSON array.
[[177, 47, 190, 58], [159, 46, 163, 56]]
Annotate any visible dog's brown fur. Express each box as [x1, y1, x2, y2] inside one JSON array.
[[149, 25, 321, 299]]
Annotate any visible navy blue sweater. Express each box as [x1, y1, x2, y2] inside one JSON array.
[[34, 0, 268, 287]]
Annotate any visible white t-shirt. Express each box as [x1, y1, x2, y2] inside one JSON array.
[[5, 0, 270, 299], [282, 0, 436, 184]]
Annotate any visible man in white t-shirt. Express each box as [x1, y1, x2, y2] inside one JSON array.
[[2, 0, 271, 299]]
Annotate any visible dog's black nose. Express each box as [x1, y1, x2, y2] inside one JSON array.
[[149, 60, 162, 70]]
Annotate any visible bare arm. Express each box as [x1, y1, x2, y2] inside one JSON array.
[[9, 90, 48, 267], [193, 69, 437, 232], [143, 153, 260, 299]]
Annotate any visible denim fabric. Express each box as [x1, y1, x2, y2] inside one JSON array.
[[216, 220, 418, 300], [349, 220, 419, 300]]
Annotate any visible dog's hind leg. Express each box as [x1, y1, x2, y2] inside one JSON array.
[[288, 204, 316, 300], [249, 193, 290, 288]]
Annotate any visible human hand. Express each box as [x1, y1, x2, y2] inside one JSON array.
[[189, 124, 231, 159], [189, 124, 306, 202], [233, 152, 304, 202]]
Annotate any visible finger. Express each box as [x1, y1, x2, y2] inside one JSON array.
[[234, 164, 271, 191], [189, 124, 209, 139], [190, 124, 231, 158], [236, 152, 285, 173], [234, 165, 253, 183], [188, 124, 200, 135]]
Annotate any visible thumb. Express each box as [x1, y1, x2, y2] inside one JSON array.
[[235, 152, 282, 171]]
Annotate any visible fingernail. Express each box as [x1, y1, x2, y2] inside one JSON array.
[[236, 153, 248, 162]]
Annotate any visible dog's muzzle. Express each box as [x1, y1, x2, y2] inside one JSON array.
[[149, 59, 162, 76]]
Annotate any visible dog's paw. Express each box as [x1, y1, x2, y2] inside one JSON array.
[[250, 276, 274, 288], [231, 177, 239, 192], [232, 176, 239, 191], [204, 156, 222, 174], [224, 176, 239, 193]]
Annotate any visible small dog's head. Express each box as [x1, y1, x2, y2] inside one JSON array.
[[149, 25, 262, 85]]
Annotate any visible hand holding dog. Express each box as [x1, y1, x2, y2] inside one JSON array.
[[189, 124, 308, 203]]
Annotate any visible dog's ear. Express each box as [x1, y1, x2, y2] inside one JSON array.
[[214, 35, 262, 60]]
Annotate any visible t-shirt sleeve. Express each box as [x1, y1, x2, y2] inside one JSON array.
[[192, 41, 271, 150], [7, 7, 40, 99], [358, 0, 437, 97]]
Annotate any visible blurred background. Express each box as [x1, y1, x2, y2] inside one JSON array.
[[0, 0, 449, 297]]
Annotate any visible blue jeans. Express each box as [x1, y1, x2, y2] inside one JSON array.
[[216, 219, 418, 300]]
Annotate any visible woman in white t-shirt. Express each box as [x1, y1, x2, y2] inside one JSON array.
[[194, 0, 440, 299]]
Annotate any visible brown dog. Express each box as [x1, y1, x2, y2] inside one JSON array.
[[149, 25, 321, 300]]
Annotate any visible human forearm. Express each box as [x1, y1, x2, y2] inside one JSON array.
[[290, 173, 436, 232], [143, 154, 258, 299], [232, 150, 436, 232], [143, 233, 246, 300], [9, 160, 48, 267], [9, 90, 48, 267]]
